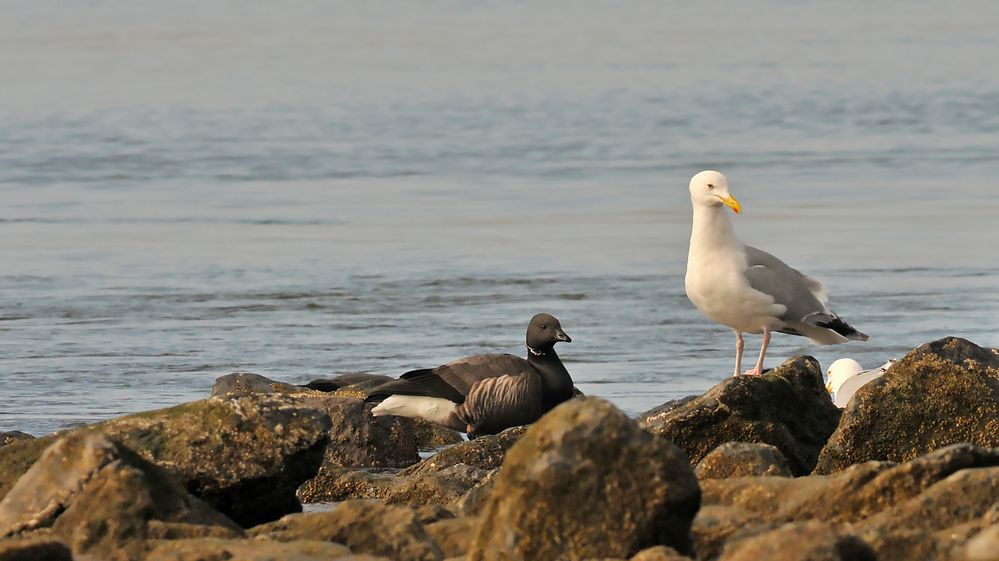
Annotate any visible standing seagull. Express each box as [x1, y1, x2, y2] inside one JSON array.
[[365, 313, 574, 438], [684, 170, 868, 377]]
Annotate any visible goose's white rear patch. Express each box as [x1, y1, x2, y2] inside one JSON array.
[[371, 395, 457, 426]]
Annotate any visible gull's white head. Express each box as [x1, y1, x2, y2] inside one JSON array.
[[689, 170, 741, 214], [826, 358, 864, 395]]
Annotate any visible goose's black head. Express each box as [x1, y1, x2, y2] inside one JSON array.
[[526, 313, 571, 355]]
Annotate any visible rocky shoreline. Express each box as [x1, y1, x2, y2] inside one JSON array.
[[1, 336, 998, 561]]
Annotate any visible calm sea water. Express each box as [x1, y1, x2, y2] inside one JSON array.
[[2, 1, 998, 435]]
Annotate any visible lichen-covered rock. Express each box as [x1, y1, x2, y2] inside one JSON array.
[[0, 394, 331, 527], [0, 432, 241, 561], [0, 433, 33, 449], [250, 500, 444, 561], [694, 442, 792, 479], [403, 427, 528, 477], [0, 438, 54, 502], [298, 464, 489, 506], [815, 337, 999, 474], [470, 398, 701, 561], [426, 516, 478, 558], [144, 538, 356, 561], [716, 521, 875, 561], [0, 537, 73, 561], [639, 356, 840, 475]]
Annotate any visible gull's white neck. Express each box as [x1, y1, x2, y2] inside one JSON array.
[[689, 204, 739, 258]]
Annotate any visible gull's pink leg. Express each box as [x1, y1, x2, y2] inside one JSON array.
[[743, 328, 771, 376], [733, 331, 744, 377]]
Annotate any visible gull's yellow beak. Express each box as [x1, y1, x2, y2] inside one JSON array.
[[719, 194, 742, 214]]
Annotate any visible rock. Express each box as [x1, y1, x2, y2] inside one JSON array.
[[210, 372, 305, 397], [403, 427, 528, 476], [452, 469, 500, 516], [298, 464, 489, 506], [694, 442, 792, 479], [702, 443, 999, 526], [426, 516, 478, 558], [630, 546, 693, 561], [966, 524, 999, 561], [0, 433, 33, 449], [851, 466, 999, 561], [0, 432, 242, 561], [639, 356, 840, 476], [410, 421, 465, 450], [144, 538, 356, 561], [212, 372, 422, 468], [690, 505, 776, 561], [0, 537, 73, 561], [716, 521, 875, 561], [0, 439, 54, 501], [815, 337, 999, 474], [0, 393, 332, 527], [300, 373, 394, 394], [470, 398, 701, 561], [250, 500, 444, 561]]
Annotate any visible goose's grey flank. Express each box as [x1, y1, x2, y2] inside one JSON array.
[[364, 313, 574, 438]]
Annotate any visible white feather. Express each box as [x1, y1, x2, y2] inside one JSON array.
[[371, 395, 458, 426]]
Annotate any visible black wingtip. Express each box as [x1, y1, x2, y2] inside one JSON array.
[[818, 316, 868, 341]]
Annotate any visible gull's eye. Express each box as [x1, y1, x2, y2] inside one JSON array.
[[707, 183, 715, 189]]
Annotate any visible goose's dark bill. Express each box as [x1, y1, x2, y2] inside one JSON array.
[[364, 313, 574, 436]]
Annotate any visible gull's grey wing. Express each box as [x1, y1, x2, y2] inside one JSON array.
[[456, 372, 543, 436], [742, 245, 830, 323]]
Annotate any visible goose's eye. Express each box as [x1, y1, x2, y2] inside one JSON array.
[[707, 183, 715, 189], [540, 325, 547, 330]]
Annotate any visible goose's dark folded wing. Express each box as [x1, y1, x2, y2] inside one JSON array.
[[365, 353, 530, 404]]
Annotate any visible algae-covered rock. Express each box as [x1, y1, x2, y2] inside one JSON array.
[[639, 356, 840, 476], [0, 393, 331, 527], [144, 538, 355, 561], [815, 337, 999, 474], [470, 398, 700, 561], [250, 500, 443, 561], [210, 372, 305, 397], [716, 521, 874, 561], [0, 432, 241, 561], [690, 505, 776, 561], [694, 442, 792, 479], [0, 537, 73, 561], [0, 433, 33, 449], [402, 427, 527, 477]]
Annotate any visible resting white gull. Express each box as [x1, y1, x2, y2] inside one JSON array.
[[826, 358, 894, 407], [684, 170, 869, 377]]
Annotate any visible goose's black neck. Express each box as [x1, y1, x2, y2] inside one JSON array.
[[528, 349, 574, 412]]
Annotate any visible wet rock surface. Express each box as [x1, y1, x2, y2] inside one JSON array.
[[0, 432, 241, 561], [815, 337, 999, 474], [639, 356, 840, 476], [250, 500, 444, 561], [694, 442, 792, 479], [470, 398, 700, 561], [298, 464, 489, 506], [403, 426, 527, 476]]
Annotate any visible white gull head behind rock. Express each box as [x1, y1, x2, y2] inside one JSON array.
[[684, 170, 869, 377], [826, 358, 895, 407]]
